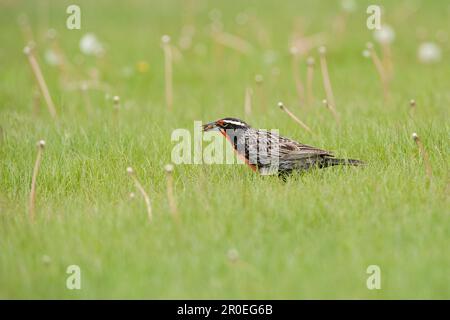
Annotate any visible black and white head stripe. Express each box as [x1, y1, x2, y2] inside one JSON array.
[[219, 118, 249, 127]]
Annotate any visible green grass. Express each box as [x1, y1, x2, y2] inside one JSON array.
[[0, 0, 449, 299]]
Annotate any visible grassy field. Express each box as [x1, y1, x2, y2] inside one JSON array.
[[0, 0, 449, 299]]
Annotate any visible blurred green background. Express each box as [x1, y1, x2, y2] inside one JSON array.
[[0, 0, 449, 298]]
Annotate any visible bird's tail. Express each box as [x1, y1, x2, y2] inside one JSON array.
[[323, 157, 365, 167]]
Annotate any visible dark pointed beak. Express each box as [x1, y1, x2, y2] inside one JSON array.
[[202, 121, 217, 132]]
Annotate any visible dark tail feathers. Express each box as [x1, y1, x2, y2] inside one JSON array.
[[323, 157, 365, 167]]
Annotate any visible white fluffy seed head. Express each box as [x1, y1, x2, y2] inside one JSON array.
[[37, 140, 46, 148], [161, 35, 171, 44], [23, 46, 31, 55], [290, 46, 299, 55], [318, 46, 326, 55], [418, 42, 442, 64], [113, 95, 120, 103], [277, 101, 284, 109], [322, 99, 328, 105], [410, 99, 416, 107], [412, 132, 419, 141], [362, 49, 371, 58], [79, 33, 104, 56], [164, 163, 174, 173], [306, 57, 315, 66], [373, 25, 395, 45], [126, 167, 134, 175]]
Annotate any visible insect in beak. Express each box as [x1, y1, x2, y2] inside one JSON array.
[[202, 121, 218, 132]]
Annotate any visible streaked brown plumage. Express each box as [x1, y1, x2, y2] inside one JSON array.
[[203, 117, 363, 176]]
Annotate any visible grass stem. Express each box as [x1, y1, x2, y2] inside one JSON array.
[[164, 164, 178, 219], [412, 133, 432, 179], [306, 56, 315, 106], [278, 102, 313, 134], [127, 167, 153, 222], [367, 42, 389, 102], [24, 45, 57, 119], [162, 35, 173, 111], [322, 99, 340, 125], [29, 140, 45, 221], [291, 48, 305, 106], [318, 46, 336, 110]]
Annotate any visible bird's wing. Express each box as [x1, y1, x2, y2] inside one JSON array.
[[244, 130, 333, 166], [277, 135, 334, 160]]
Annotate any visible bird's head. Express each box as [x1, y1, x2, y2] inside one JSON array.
[[202, 117, 250, 133]]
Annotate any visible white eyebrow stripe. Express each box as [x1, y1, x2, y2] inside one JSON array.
[[223, 120, 245, 126]]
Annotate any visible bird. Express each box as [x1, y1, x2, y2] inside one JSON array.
[[202, 117, 364, 176]]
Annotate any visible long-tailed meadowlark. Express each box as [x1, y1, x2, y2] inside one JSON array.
[[202, 117, 363, 176]]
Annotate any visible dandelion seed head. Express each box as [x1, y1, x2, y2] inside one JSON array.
[[290, 46, 299, 55], [161, 35, 171, 44], [164, 164, 174, 173], [79, 33, 104, 56], [418, 42, 442, 64], [23, 46, 31, 55], [44, 49, 60, 66], [255, 74, 264, 83], [374, 25, 395, 44]]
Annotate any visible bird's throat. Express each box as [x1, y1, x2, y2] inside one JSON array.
[[220, 128, 257, 172]]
